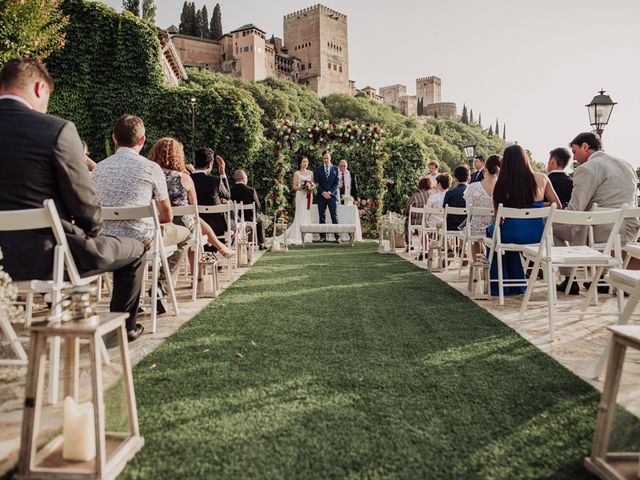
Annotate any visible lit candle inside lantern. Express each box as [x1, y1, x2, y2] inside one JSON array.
[[62, 396, 96, 462]]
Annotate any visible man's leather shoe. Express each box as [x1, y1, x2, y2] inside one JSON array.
[[258, 244, 267, 251], [556, 278, 579, 295], [148, 284, 168, 315], [319, 238, 327, 243], [336, 238, 341, 244], [127, 324, 144, 342], [583, 281, 611, 294]]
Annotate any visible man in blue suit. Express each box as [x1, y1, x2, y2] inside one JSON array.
[[314, 150, 341, 243]]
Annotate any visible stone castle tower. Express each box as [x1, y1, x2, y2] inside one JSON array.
[[416, 76, 441, 108], [284, 5, 350, 97]]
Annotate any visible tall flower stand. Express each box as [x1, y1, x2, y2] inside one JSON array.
[[271, 217, 289, 252], [585, 325, 640, 479], [17, 313, 144, 480]]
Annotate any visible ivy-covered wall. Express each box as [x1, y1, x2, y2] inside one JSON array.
[[45, 0, 263, 168]]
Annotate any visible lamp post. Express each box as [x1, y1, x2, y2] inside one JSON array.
[[190, 96, 197, 162], [463, 141, 476, 170], [586, 89, 616, 138]]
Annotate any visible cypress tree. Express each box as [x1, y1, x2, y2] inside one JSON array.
[[142, 0, 156, 23], [189, 2, 198, 36], [478, 113, 482, 127], [434, 110, 438, 119], [488, 125, 493, 136], [503, 123, 506, 140], [461, 104, 469, 124], [179, 1, 189, 33], [495, 118, 500, 137], [200, 6, 209, 38], [469, 109, 474, 123], [122, 0, 140, 16], [210, 3, 223, 39], [434, 124, 442, 136], [417, 98, 423, 116]]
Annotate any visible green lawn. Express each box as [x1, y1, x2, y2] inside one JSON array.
[[120, 242, 638, 479]]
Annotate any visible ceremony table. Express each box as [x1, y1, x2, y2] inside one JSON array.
[[310, 204, 363, 241]]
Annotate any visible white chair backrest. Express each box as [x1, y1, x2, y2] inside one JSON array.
[[468, 207, 493, 218], [0, 207, 50, 231], [551, 206, 626, 255], [101, 201, 160, 230], [172, 204, 199, 218], [198, 203, 231, 215], [408, 206, 424, 225], [444, 206, 469, 217], [237, 202, 256, 223]]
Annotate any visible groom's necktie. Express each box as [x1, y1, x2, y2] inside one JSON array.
[[325, 165, 329, 178]]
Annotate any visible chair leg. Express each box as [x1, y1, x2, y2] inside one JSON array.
[[150, 256, 158, 334], [192, 253, 199, 302], [159, 248, 180, 317], [519, 259, 542, 321], [497, 250, 504, 306], [545, 261, 555, 339], [24, 293, 33, 328], [0, 317, 28, 366]]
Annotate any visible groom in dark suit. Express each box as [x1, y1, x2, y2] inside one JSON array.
[[314, 151, 341, 243]]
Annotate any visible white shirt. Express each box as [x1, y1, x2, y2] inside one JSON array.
[[0, 94, 33, 109]]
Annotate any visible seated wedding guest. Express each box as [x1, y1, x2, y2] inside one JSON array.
[[403, 177, 432, 248], [0, 58, 146, 341], [443, 165, 469, 231], [82, 140, 97, 172], [230, 170, 266, 250], [147, 138, 235, 260], [424, 173, 451, 229], [464, 154, 500, 255], [489, 145, 561, 297], [93, 115, 190, 314], [426, 160, 439, 185], [470, 155, 486, 183], [338, 159, 358, 203], [547, 147, 573, 207], [554, 132, 638, 294], [191, 147, 230, 237]]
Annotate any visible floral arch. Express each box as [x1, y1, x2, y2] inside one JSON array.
[[267, 120, 387, 237]]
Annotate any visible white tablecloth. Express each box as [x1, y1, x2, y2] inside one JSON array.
[[309, 204, 363, 241]]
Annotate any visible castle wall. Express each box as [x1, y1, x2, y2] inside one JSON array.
[[400, 95, 417, 117], [416, 76, 442, 108], [379, 84, 406, 111], [425, 102, 457, 120], [171, 35, 223, 70]]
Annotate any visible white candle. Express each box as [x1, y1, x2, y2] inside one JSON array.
[[62, 396, 96, 462], [382, 240, 390, 252]]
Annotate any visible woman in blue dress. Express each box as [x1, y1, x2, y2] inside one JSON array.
[[488, 145, 561, 296]]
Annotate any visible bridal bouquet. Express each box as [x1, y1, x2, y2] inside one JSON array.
[[302, 180, 317, 210]]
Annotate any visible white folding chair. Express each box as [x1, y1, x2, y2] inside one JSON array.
[[198, 203, 237, 281], [172, 204, 206, 302], [237, 202, 258, 252], [442, 206, 468, 273], [101, 202, 179, 334], [458, 207, 494, 277], [421, 206, 445, 266], [0, 199, 101, 404], [484, 204, 556, 306], [519, 206, 626, 339], [407, 206, 425, 259]]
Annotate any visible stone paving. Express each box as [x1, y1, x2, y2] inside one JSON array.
[[0, 252, 264, 477]]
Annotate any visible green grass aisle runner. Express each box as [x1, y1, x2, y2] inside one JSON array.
[[121, 243, 638, 479]]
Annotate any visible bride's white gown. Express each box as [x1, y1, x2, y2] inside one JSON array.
[[284, 170, 314, 244]]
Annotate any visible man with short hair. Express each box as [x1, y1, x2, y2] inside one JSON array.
[[93, 115, 190, 313], [191, 148, 230, 237], [555, 132, 638, 294], [337, 159, 358, 203], [547, 147, 573, 207], [426, 160, 439, 185], [314, 150, 340, 243], [230, 170, 266, 250], [443, 165, 469, 231], [0, 58, 146, 341], [470, 155, 486, 183]]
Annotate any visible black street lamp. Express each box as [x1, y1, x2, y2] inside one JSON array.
[[190, 96, 197, 162], [586, 90, 616, 138], [463, 141, 476, 169]]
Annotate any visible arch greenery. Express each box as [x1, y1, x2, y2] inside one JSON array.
[[267, 120, 386, 237]]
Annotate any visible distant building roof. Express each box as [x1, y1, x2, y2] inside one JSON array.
[[166, 24, 179, 34], [230, 23, 266, 34]]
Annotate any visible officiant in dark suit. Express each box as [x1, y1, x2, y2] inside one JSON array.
[[191, 148, 231, 237], [338, 159, 358, 202], [0, 58, 146, 340], [314, 151, 341, 242]]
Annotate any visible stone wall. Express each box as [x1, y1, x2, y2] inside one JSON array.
[[171, 35, 223, 70], [379, 84, 406, 111], [400, 95, 417, 117], [425, 102, 457, 120], [416, 76, 441, 107]]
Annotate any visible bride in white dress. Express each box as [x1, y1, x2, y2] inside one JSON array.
[[284, 157, 314, 244]]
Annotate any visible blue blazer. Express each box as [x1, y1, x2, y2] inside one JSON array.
[[314, 164, 340, 200]]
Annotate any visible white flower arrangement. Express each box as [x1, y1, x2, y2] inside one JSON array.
[[0, 248, 20, 321], [341, 194, 354, 205]]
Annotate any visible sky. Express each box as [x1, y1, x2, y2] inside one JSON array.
[[99, 0, 640, 168]]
